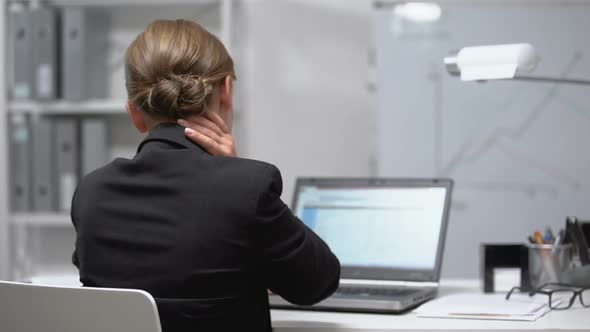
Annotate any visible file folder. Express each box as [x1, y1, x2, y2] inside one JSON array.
[[32, 116, 55, 211], [10, 8, 34, 99], [62, 8, 109, 100], [61, 7, 84, 101], [81, 118, 108, 175], [8, 114, 32, 212], [32, 7, 59, 100], [55, 119, 79, 211]]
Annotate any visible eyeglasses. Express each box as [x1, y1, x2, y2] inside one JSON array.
[[506, 283, 590, 310]]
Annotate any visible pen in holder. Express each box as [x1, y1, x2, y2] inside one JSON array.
[[527, 243, 574, 289]]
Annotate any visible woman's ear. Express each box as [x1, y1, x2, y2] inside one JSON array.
[[219, 75, 233, 115], [214, 75, 234, 132], [126, 101, 148, 133]]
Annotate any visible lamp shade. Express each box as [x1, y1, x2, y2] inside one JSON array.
[[444, 43, 540, 81]]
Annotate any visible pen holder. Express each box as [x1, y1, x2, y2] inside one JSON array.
[[527, 243, 574, 289]]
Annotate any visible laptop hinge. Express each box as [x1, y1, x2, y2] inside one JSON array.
[[339, 279, 439, 288]]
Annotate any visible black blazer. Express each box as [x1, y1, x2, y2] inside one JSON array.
[[71, 123, 340, 332]]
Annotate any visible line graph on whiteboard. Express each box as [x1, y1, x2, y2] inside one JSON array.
[[429, 51, 590, 199]]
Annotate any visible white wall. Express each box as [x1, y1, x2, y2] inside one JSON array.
[[236, 0, 375, 205]]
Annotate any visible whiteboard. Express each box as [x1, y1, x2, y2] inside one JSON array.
[[375, 2, 590, 277]]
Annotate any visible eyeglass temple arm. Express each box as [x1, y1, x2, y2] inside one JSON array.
[[506, 286, 522, 300]]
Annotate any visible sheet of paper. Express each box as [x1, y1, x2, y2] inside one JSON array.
[[415, 293, 554, 321]]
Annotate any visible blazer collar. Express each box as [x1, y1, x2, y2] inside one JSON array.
[[137, 122, 205, 153]]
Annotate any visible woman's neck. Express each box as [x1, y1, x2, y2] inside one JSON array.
[[143, 115, 177, 131]]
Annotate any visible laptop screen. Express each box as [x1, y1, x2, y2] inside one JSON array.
[[293, 178, 452, 281]]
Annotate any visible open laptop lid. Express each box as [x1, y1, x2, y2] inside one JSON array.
[[292, 178, 453, 283]]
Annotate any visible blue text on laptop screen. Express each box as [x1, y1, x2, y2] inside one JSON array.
[[294, 186, 447, 270]]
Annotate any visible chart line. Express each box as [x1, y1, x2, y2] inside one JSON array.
[[440, 52, 583, 177]]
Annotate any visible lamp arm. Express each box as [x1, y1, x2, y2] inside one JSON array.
[[511, 75, 590, 86]]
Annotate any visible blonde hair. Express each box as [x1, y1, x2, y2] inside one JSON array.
[[124, 19, 236, 118]]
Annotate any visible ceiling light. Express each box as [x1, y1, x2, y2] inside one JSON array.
[[393, 2, 442, 23]]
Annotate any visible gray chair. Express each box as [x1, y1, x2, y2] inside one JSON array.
[[0, 280, 162, 332]]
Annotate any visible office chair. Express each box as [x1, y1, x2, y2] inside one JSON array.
[[0, 280, 162, 332]]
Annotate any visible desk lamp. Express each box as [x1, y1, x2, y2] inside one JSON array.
[[443, 43, 590, 86]]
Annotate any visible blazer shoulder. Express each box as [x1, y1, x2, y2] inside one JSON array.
[[76, 160, 117, 192], [71, 160, 117, 220], [219, 157, 283, 193], [220, 156, 275, 172]]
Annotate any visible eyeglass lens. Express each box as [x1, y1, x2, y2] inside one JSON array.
[[580, 289, 590, 307], [551, 290, 576, 309]]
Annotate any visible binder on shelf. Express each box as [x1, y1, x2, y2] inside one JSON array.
[[8, 114, 32, 212], [61, 8, 109, 101], [81, 118, 108, 175], [31, 116, 55, 212], [55, 119, 80, 211], [32, 7, 59, 100], [10, 7, 34, 99]]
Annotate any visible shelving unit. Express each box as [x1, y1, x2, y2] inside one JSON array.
[[38, 0, 234, 53], [0, 0, 236, 282], [10, 213, 72, 227], [46, 0, 219, 5], [0, 0, 9, 281], [8, 99, 127, 114]]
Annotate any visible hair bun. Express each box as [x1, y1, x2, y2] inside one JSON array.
[[147, 74, 211, 117]]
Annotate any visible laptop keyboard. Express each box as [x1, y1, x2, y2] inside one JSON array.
[[334, 287, 420, 299]]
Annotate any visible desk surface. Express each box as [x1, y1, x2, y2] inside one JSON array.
[[271, 279, 590, 331]]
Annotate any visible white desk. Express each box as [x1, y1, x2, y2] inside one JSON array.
[[271, 280, 590, 331]]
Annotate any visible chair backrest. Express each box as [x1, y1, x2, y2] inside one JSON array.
[[0, 280, 162, 332]]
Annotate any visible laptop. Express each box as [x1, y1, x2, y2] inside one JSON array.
[[269, 178, 453, 313]]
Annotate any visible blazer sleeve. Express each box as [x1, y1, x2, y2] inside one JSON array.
[[254, 165, 340, 305]]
